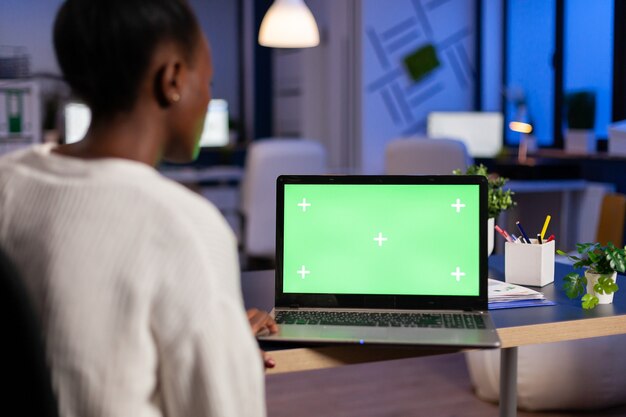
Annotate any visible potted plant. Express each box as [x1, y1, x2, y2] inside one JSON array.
[[564, 91, 596, 154], [557, 242, 625, 309], [454, 164, 516, 255]]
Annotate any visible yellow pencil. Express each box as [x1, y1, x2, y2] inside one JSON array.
[[540, 215, 551, 240]]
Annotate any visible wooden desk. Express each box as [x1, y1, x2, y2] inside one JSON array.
[[241, 257, 626, 417]]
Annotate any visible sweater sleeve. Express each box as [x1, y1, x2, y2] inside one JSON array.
[[149, 207, 266, 417], [157, 294, 266, 417]]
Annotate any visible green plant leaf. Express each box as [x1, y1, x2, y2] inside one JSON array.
[[581, 293, 599, 309], [596, 276, 618, 294], [588, 250, 602, 264], [576, 243, 591, 253], [606, 249, 626, 273], [593, 282, 604, 294], [556, 249, 581, 262], [563, 273, 586, 299], [454, 164, 515, 218], [573, 259, 592, 269]]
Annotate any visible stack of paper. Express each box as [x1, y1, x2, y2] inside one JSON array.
[[487, 278, 556, 310]]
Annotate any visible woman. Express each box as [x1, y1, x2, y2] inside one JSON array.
[[0, 0, 275, 415]]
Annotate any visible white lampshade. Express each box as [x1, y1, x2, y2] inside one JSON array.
[[258, 0, 320, 48]]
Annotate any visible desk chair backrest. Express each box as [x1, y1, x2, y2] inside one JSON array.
[[596, 193, 626, 247], [241, 138, 327, 259], [0, 247, 58, 417], [385, 137, 473, 175]]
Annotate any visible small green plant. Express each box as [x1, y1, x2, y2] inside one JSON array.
[[453, 164, 516, 219], [565, 91, 596, 130], [557, 243, 625, 309]]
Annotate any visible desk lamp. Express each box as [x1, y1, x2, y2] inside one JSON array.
[[509, 121, 534, 163]]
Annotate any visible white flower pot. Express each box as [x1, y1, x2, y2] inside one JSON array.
[[565, 129, 595, 154], [585, 270, 618, 304], [487, 217, 494, 257]]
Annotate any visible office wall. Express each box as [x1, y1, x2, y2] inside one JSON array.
[[191, 0, 240, 119], [0, 0, 63, 74], [271, 0, 362, 172], [0, 0, 241, 118], [361, 0, 477, 173]]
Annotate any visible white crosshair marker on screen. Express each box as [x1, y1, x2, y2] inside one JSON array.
[[451, 198, 466, 213], [373, 232, 388, 247], [298, 198, 311, 212], [451, 267, 466, 282], [297, 265, 310, 279]]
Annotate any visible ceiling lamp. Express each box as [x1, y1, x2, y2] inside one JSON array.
[[258, 0, 320, 48]]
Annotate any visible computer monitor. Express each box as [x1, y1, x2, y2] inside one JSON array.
[[64, 102, 91, 144], [199, 99, 229, 148], [63, 99, 230, 147], [427, 112, 503, 158]]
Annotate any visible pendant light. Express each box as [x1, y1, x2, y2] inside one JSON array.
[[258, 0, 320, 48]]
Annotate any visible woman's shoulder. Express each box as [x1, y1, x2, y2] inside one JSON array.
[[129, 172, 222, 219]]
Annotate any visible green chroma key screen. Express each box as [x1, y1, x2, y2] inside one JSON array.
[[282, 184, 480, 296]]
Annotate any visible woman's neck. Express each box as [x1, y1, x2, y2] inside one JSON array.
[[54, 106, 166, 167]]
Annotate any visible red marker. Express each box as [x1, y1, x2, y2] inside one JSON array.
[[495, 225, 513, 242], [546, 234, 555, 242]]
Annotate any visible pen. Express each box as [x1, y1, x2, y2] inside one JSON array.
[[495, 225, 513, 242], [546, 234, 555, 242], [537, 233, 543, 245], [540, 215, 551, 240], [516, 221, 531, 244], [510, 233, 519, 242]]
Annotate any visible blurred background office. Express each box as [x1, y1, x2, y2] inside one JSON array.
[[1, 0, 625, 262]]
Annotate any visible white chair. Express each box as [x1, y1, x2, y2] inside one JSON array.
[[385, 136, 473, 175], [240, 138, 327, 261]]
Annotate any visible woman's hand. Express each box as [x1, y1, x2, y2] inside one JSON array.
[[247, 308, 278, 369]]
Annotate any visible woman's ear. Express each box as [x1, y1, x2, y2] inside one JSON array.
[[154, 59, 185, 109]]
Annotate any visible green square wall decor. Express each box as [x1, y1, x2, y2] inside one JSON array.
[[403, 44, 440, 83]]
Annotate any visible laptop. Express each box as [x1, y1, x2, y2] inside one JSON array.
[[259, 175, 500, 348]]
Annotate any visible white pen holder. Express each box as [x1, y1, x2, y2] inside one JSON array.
[[505, 239, 555, 287]]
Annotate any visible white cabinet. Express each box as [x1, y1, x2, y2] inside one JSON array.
[[0, 80, 41, 154]]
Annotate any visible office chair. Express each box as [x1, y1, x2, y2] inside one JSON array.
[[0, 247, 59, 417], [596, 193, 626, 247], [384, 136, 473, 175], [240, 138, 327, 266]]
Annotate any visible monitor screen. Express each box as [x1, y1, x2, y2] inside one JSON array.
[[281, 182, 480, 296], [64, 102, 91, 144], [63, 99, 230, 147], [199, 99, 229, 148], [427, 112, 503, 158]]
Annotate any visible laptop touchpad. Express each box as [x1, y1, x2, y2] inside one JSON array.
[[278, 324, 323, 338], [321, 326, 389, 342]]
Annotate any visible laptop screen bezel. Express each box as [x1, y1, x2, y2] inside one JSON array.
[[275, 175, 489, 311]]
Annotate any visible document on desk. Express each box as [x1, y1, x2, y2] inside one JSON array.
[[487, 279, 556, 310]]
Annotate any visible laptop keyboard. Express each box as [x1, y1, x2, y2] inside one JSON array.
[[275, 311, 486, 329]]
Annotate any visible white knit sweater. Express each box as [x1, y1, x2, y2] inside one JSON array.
[[0, 144, 265, 417]]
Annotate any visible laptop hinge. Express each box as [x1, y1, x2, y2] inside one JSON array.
[[288, 304, 299, 309]]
